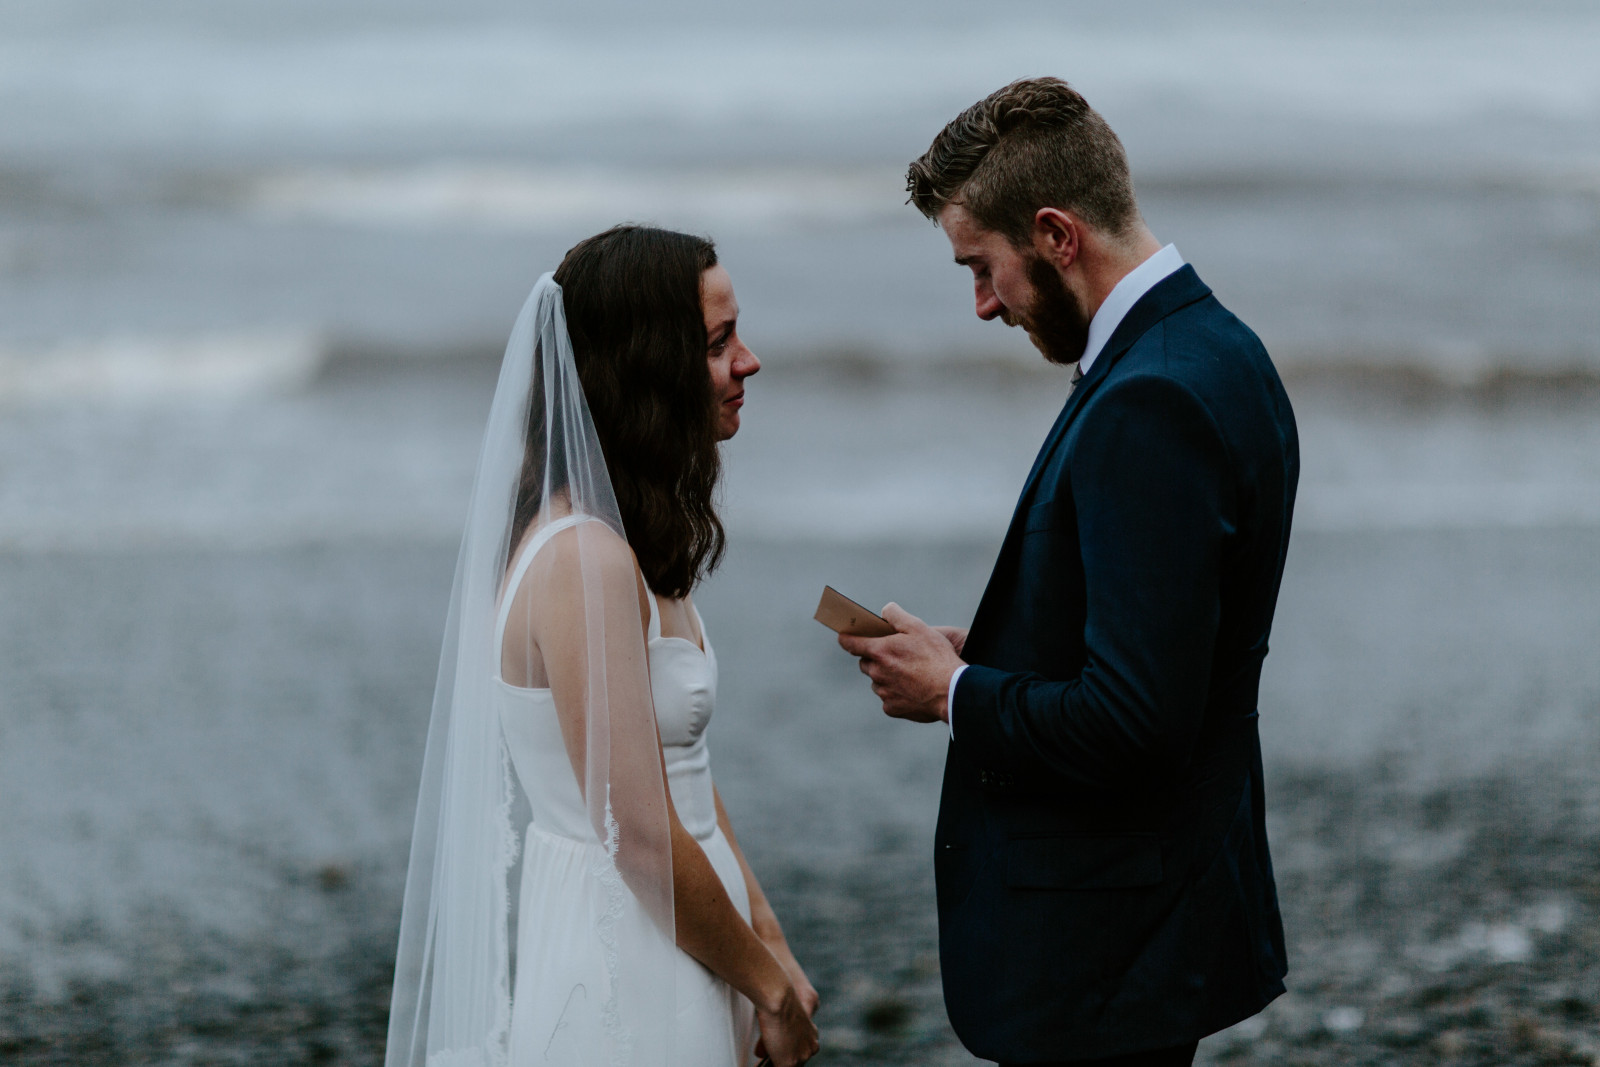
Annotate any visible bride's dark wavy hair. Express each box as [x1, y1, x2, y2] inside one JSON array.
[[512, 224, 726, 599]]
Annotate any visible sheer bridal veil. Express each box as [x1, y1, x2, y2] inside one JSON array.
[[387, 275, 677, 1067]]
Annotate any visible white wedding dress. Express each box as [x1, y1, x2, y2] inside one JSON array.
[[495, 514, 759, 1066]]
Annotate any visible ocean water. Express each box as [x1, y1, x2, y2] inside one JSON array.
[[2, 0, 1599, 369], [4, 0, 1599, 540]]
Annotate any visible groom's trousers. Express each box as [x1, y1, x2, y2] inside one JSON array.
[[999, 1039, 1198, 1067]]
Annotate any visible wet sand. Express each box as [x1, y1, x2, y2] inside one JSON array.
[[1, 524, 1596, 1065]]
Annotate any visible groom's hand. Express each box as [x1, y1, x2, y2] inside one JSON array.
[[838, 603, 964, 724], [932, 625, 968, 656]]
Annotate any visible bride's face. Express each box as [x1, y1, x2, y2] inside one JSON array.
[[701, 264, 760, 441]]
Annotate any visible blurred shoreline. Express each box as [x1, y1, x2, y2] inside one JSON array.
[[5, 352, 1600, 555]]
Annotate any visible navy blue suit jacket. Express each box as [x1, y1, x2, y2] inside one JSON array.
[[938, 266, 1296, 1062]]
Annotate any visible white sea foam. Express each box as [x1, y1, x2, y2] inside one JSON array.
[[3, 374, 1600, 556], [1276, 481, 1600, 533], [10, 368, 1600, 555], [246, 164, 907, 234], [0, 334, 323, 407], [717, 482, 1600, 543], [720, 382, 1600, 540], [244, 154, 1600, 235]]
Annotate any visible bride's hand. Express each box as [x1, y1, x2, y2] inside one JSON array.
[[760, 934, 819, 1019], [753, 984, 819, 1067], [789, 967, 820, 1019]]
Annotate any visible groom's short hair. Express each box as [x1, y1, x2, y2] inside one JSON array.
[[907, 77, 1139, 246]]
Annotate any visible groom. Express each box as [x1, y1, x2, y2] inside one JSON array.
[[839, 78, 1296, 1066]]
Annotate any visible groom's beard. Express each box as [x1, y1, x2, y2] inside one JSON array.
[[1020, 254, 1092, 367]]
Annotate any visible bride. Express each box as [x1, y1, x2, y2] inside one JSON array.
[[386, 225, 820, 1067]]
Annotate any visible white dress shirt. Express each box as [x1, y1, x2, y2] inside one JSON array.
[[947, 244, 1186, 735]]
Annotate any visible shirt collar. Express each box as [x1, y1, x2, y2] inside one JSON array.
[[1077, 243, 1186, 375]]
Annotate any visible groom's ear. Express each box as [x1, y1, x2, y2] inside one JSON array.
[[1032, 207, 1081, 269]]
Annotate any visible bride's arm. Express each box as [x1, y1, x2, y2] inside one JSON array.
[[526, 524, 817, 1064], [662, 793, 800, 1016], [714, 786, 821, 1017]]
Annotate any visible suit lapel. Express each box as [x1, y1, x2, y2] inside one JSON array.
[[1010, 265, 1213, 513], [968, 267, 1213, 649]]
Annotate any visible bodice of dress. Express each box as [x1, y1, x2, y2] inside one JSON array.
[[494, 516, 722, 843]]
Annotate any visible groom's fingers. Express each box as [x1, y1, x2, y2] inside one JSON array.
[[880, 602, 926, 633], [837, 632, 876, 657], [854, 654, 890, 694], [840, 630, 932, 714]]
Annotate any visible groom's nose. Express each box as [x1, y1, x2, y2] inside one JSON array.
[[974, 280, 1004, 321]]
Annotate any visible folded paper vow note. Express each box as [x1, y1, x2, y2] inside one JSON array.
[[814, 585, 897, 638]]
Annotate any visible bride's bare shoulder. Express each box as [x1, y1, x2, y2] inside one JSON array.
[[533, 517, 632, 569], [513, 518, 648, 616]]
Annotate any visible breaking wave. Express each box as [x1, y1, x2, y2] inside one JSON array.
[[245, 164, 908, 234], [0, 334, 324, 407]]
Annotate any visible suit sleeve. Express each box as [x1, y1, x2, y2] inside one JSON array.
[[953, 372, 1234, 791]]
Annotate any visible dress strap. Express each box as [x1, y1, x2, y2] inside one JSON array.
[[494, 514, 591, 650], [690, 599, 711, 656], [645, 583, 662, 642]]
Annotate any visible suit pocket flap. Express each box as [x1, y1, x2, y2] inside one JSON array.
[[1023, 498, 1056, 533], [1005, 833, 1163, 890]]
